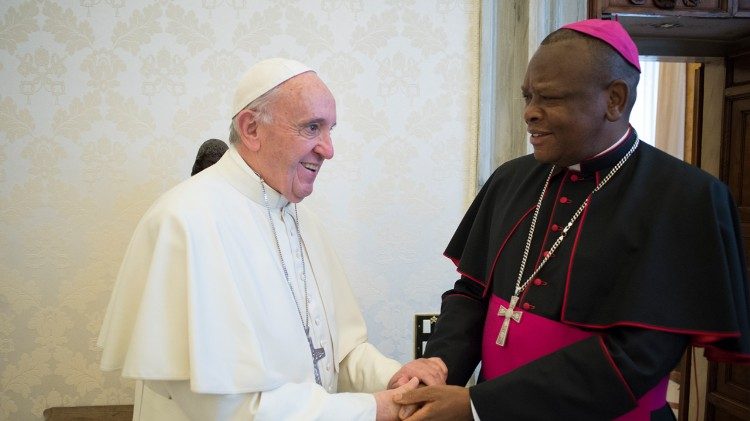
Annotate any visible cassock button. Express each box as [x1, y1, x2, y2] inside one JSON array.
[[551, 224, 559, 232], [543, 250, 551, 258], [570, 174, 579, 182], [533, 278, 544, 286], [522, 302, 534, 310], [559, 197, 569, 204]]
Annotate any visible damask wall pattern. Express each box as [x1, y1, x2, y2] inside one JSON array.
[[0, 0, 479, 418]]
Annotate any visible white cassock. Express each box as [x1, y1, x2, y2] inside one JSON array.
[[98, 146, 401, 420]]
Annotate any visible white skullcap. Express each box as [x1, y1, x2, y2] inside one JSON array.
[[231, 57, 313, 117]]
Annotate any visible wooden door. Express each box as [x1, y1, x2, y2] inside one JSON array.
[[705, 51, 750, 421], [706, 363, 750, 420]]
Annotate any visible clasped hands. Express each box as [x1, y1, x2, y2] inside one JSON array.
[[374, 357, 472, 421]]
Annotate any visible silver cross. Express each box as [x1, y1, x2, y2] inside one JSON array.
[[496, 295, 523, 347], [305, 328, 326, 385]]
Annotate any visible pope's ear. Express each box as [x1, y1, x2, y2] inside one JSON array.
[[235, 109, 261, 152], [605, 80, 628, 122]]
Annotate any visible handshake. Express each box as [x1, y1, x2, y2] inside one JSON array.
[[374, 357, 471, 421]]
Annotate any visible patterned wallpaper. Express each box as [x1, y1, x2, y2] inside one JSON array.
[[0, 0, 479, 418]]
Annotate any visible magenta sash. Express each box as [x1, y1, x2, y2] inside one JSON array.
[[481, 295, 668, 420]]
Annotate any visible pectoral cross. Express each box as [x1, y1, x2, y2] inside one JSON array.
[[495, 295, 523, 347], [305, 328, 326, 385]]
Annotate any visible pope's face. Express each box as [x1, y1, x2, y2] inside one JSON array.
[[521, 38, 612, 167], [256, 72, 336, 203]]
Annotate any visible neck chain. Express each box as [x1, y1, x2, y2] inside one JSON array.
[[259, 180, 326, 385], [495, 138, 639, 347], [259, 181, 310, 330]]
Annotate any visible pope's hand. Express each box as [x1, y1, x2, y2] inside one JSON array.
[[374, 377, 420, 421], [387, 357, 447, 389]]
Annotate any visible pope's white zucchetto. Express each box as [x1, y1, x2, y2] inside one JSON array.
[[231, 57, 313, 118]]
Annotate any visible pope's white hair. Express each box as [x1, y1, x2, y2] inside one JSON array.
[[228, 85, 281, 145]]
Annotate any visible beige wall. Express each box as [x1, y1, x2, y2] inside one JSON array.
[[0, 1, 479, 418]]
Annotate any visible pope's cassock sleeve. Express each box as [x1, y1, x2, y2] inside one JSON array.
[[140, 341, 400, 421]]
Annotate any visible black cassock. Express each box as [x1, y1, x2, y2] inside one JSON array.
[[424, 131, 750, 420]]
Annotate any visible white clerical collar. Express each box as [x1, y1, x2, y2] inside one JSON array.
[[219, 144, 290, 209], [568, 127, 632, 172]]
